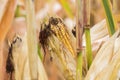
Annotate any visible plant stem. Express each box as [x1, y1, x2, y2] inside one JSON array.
[[85, 28, 92, 68], [102, 0, 116, 36], [76, 51, 82, 80], [83, 0, 93, 69], [76, 0, 83, 79]]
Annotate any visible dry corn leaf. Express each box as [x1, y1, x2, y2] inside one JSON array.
[[85, 30, 120, 80], [12, 35, 31, 80], [83, 19, 108, 44], [7, 17, 48, 80], [37, 55, 48, 80], [82, 19, 109, 71], [25, 0, 38, 79], [11, 34, 48, 80]]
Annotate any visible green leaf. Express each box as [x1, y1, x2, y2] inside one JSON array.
[[102, 0, 116, 36]]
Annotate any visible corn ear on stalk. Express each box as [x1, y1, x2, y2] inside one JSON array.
[[39, 16, 76, 80], [49, 17, 76, 57]]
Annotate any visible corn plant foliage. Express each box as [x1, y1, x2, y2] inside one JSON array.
[[7, 17, 48, 80], [85, 30, 120, 80], [25, 0, 38, 79], [102, 0, 116, 36], [11, 34, 48, 80]]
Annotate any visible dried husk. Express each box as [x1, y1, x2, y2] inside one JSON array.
[[47, 34, 76, 80], [12, 35, 31, 80], [85, 30, 120, 80], [7, 17, 48, 80], [39, 17, 76, 80], [12, 34, 48, 80], [25, 0, 38, 79]]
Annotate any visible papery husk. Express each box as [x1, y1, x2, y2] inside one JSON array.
[[25, 0, 38, 79], [47, 34, 76, 80], [90, 19, 109, 57], [83, 19, 108, 45], [90, 19, 108, 42], [37, 55, 48, 80], [39, 17, 76, 80], [6, 17, 48, 80], [12, 34, 31, 80], [82, 19, 108, 74], [12, 34, 48, 80], [85, 30, 120, 80]]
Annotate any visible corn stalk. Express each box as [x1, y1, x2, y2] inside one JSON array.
[[76, 0, 83, 79], [83, 0, 93, 69]]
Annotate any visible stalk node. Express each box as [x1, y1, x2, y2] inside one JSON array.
[[84, 25, 90, 29]]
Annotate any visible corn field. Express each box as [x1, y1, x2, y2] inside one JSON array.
[[0, 0, 120, 80]]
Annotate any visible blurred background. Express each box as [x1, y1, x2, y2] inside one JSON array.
[[18, 0, 110, 29]]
